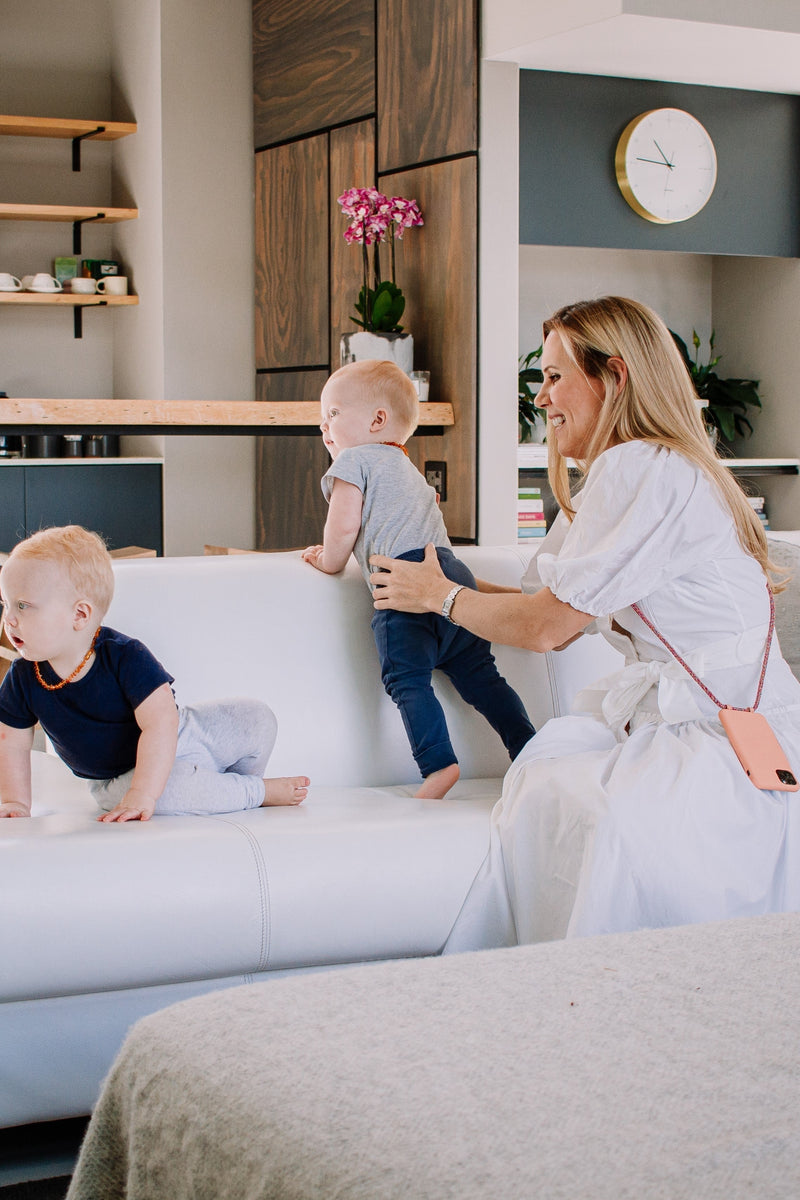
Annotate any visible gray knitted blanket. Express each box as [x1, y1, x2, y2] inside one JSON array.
[[68, 913, 800, 1199]]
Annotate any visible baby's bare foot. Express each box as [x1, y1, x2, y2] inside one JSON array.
[[262, 776, 309, 807], [415, 763, 460, 800]]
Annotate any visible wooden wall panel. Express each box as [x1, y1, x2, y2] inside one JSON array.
[[256, 435, 330, 550], [329, 120, 376, 371], [253, 0, 375, 147], [381, 158, 477, 539], [255, 136, 329, 370], [256, 371, 329, 405], [377, 0, 478, 172], [255, 371, 329, 550]]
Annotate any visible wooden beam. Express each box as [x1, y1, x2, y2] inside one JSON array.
[[0, 398, 453, 428]]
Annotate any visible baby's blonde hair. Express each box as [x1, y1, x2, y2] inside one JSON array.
[[328, 359, 419, 442], [8, 526, 115, 616]]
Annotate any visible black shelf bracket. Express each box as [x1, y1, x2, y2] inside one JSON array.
[[73, 299, 107, 340], [72, 213, 106, 255], [72, 126, 106, 171]]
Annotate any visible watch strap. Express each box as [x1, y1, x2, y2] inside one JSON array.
[[441, 584, 465, 624]]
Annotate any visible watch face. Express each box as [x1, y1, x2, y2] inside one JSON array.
[[615, 108, 717, 224]]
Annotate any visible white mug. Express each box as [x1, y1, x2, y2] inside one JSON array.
[[96, 275, 128, 296], [0, 272, 22, 292], [26, 272, 62, 293], [69, 277, 97, 294]]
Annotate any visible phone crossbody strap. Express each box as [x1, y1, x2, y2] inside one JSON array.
[[629, 581, 775, 714]]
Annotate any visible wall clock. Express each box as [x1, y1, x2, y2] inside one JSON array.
[[615, 108, 717, 224]]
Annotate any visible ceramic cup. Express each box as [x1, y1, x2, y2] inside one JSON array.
[[96, 275, 128, 296], [25, 272, 62, 293], [0, 272, 22, 292], [69, 277, 97, 294]]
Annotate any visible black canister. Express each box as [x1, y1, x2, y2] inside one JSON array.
[[23, 434, 62, 458], [0, 393, 19, 456], [61, 435, 83, 457], [85, 434, 120, 457]]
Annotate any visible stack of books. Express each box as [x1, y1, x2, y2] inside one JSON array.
[[747, 495, 770, 530], [518, 483, 547, 540]]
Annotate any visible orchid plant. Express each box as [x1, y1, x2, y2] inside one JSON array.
[[338, 187, 423, 334]]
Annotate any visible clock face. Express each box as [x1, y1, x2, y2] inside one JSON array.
[[615, 108, 717, 224]]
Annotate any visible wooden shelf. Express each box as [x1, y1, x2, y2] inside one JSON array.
[[0, 203, 138, 224], [0, 293, 137, 307], [0, 115, 136, 140], [0, 398, 455, 434]]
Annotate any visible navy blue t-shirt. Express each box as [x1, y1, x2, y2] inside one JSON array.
[[0, 627, 175, 780]]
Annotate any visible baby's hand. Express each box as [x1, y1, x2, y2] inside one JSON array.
[[98, 794, 156, 823], [302, 545, 324, 569], [0, 800, 31, 818]]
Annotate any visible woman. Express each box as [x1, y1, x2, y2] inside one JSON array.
[[370, 296, 800, 949]]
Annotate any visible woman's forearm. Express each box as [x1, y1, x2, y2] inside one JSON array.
[[445, 585, 592, 652], [369, 545, 594, 652]]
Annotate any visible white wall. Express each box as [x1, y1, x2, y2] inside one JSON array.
[[519, 245, 713, 354], [156, 0, 256, 555], [713, 255, 800, 530], [478, 61, 520, 545], [1, 0, 257, 555], [0, 0, 115, 401]]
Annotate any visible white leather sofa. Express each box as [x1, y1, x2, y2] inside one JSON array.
[[0, 545, 622, 1130]]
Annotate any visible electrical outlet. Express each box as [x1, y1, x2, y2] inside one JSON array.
[[425, 460, 447, 501]]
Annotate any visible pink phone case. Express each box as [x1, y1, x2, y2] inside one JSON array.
[[719, 708, 799, 791]]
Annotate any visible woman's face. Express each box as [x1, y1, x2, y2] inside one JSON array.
[[537, 330, 606, 460]]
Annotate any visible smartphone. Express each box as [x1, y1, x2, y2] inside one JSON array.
[[719, 708, 799, 791]]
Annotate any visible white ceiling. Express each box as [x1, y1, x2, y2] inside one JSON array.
[[483, 4, 800, 94]]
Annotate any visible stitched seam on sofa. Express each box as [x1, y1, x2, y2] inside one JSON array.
[[544, 650, 562, 717], [208, 815, 271, 971]]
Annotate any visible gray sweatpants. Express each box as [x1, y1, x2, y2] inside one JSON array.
[[90, 698, 277, 816]]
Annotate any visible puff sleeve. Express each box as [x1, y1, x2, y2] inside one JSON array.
[[535, 442, 733, 616]]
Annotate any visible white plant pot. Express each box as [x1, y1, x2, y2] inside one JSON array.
[[340, 331, 414, 374]]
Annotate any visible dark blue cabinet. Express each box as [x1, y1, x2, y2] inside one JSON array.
[[0, 463, 163, 555]]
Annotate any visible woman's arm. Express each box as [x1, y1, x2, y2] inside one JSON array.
[[98, 684, 179, 823], [302, 479, 363, 574], [475, 579, 522, 595], [369, 544, 594, 652]]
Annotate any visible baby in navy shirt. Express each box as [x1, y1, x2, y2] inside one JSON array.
[[0, 525, 308, 822]]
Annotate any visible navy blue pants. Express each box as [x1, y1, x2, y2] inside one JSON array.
[[371, 547, 536, 779]]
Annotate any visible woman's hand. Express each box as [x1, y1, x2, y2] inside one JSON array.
[[369, 543, 451, 614]]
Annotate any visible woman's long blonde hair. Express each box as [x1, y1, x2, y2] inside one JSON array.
[[542, 295, 781, 588]]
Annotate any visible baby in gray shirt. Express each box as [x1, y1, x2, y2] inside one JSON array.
[[302, 360, 534, 799]]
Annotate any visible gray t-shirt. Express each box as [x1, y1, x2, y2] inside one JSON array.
[[322, 444, 451, 588]]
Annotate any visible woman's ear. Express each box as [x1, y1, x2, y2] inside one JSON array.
[[607, 356, 628, 398]]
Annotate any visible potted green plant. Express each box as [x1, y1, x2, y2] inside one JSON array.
[[670, 330, 762, 446], [518, 347, 545, 443]]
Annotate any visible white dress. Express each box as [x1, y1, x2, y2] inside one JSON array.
[[445, 441, 800, 951]]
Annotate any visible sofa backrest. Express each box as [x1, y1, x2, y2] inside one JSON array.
[[106, 547, 622, 787]]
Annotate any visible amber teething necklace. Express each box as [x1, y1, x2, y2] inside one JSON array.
[[381, 441, 409, 456], [34, 628, 101, 691]]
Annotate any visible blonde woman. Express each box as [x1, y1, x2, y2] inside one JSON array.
[[370, 295, 800, 948]]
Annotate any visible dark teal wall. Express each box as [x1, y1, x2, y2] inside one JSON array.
[[519, 71, 800, 257]]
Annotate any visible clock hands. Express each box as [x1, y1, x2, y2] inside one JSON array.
[[653, 140, 674, 168], [636, 140, 675, 170]]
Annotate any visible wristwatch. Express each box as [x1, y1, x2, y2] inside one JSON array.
[[441, 584, 465, 624]]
